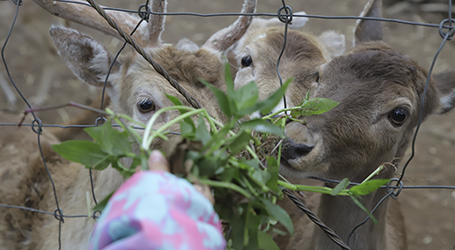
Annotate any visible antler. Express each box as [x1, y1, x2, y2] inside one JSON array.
[[32, 0, 167, 48], [203, 0, 257, 51], [148, 0, 167, 46]]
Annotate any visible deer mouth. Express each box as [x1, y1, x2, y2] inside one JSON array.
[[279, 154, 327, 179], [280, 157, 299, 171]]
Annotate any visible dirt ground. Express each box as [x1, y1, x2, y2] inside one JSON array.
[[0, 0, 454, 249]]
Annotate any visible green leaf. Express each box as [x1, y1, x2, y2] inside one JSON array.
[[180, 121, 195, 138], [52, 140, 109, 168], [200, 78, 231, 117], [301, 97, 339, 116], [229, 131, 252, 155], [228, 204, 247, 250], [259, 197, 294, 234], [224, 62, 235, 98], [195, 115, 211, 145], [350, 179, 390, 196], [240, 158, 260, 171], [84, 121, 131, 156], [266, 156, 280, 193], [258, 231, 280, 250], [233, 78, 292, 117], [196, 156, 221, 177], [330, 178, 350, 196], [130, 157, 141, 171], [166, 94, 183, 106], [219, 167, 238, 182], [166, 94, 196, 130], [240, 119, 285, 137], [246, 214, 261, 249], [350, 195, 377, 224], [200, 120, 234, 152], [252, 170, 271, 185], [257, 78, 292, 114], [235, 82, 259, 115], [92, 191, 114, 212], [111, 160, 135, 178], [272, 227, 287, 236], [140, 153, 149, 171], [92, 155, 113, 171]]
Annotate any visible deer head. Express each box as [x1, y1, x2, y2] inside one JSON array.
[[35, 0, 256, 148], [233, 14, 346, 115], [280, 0, 455, 183]]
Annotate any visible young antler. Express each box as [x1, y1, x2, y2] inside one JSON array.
[[32, 0, 167, 48], [203, 0, 257, 51]]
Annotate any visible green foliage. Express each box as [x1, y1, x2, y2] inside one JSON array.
[[258, 231, 280, 250], [331, 178, 350, 196], [290, 97, 339, 118], [52, 140, 110, 170], [350, 179, 390, 196], [92, 191, 114, 212], [52, 121, 137, 177], [52, 63, 389, 249]]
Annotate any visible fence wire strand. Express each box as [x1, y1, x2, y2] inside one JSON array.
[[1, 0, 454, 249]]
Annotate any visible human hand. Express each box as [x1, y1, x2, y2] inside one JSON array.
[[147, 150, 215, 205]]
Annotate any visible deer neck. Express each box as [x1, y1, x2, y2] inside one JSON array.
[[310, 170, 394, 250]]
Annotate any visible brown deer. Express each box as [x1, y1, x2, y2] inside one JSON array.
[[0, 0, 257, 249], [272, 0, 455, 249], [232, 13, 346, 115]]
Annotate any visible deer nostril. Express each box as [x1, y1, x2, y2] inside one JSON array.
[[294, 144, 314, 156], [282, 139, 314, 160]]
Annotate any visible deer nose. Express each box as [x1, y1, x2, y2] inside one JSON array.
[[282, 139, 314, 160]]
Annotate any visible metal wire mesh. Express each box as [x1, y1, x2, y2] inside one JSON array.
[[0, 0, 454, 249]]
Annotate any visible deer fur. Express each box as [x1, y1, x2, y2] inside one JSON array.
[[0, 0, 257, 249], [0, 4, 351, 250], [273, 0, 455, 249], [233, 16, 346, 115]]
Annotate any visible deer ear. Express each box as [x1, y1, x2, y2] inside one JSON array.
[[251, 11, 309, 30], [49, 26, 119, 87], [176, 38, 200, 52], [433, 71, 455, 114], [354, 0, 383, 46], [318, 31, 346, 59]]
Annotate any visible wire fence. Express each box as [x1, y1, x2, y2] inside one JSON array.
[[0, 0, 454, 249]]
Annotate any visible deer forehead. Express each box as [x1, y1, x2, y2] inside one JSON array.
[[240, 29, 327, 63], [318, 48, 426, 109], [117, 57, 175, 106], [235, 29, 327, 99]]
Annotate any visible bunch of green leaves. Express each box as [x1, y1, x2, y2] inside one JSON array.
[[52, 63, 390, 250]]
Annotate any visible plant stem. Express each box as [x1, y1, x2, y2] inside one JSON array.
[[198, 179, 252, 198], [143, 107, 204, 149], [360, 165, 384, 184], [277, 180, 297, 190], [262, 107, 298, 120], [242, 175, 259, 196], [277, 181, 351, 196]]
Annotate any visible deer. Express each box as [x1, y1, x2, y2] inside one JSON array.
[[0, 0, 258, 249], [0, 1, 357, 249], [264, 0, 455, 249], [232, 12, 346, 116], [0, 0, 378, 249]]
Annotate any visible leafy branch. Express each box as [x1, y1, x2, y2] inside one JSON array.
[[52, 63, 389, 249]]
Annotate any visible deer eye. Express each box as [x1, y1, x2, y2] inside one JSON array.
[[241, 55, 253, 67], [314, 72, 320, 82], [388, 107, 409, 126], [137, 99, 156, 113]]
